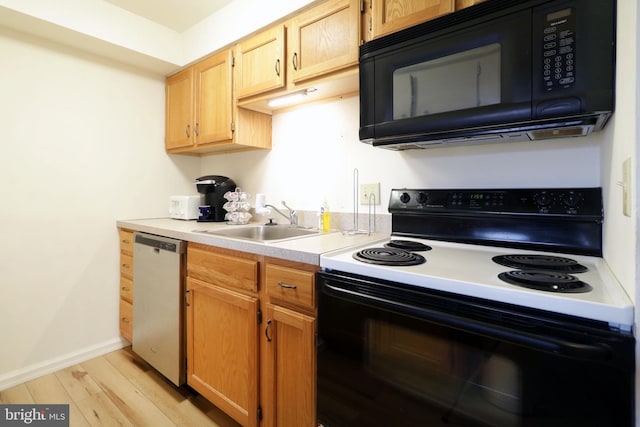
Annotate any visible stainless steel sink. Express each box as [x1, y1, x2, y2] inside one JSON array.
[[196, 225, 320, 242]]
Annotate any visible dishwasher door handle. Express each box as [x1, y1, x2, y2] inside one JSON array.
[[134, 232, 185, 254]]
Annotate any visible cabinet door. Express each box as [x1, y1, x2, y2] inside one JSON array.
[[194, 50, 234, 145], [186, 277, 259, 427], [372, 0, 454, 38], [455, 0, 485, 10], [288, 0, 360, 84], [263, 303, 316, 427], [236, 25, 286, 99], [165, 67, 194, 150]]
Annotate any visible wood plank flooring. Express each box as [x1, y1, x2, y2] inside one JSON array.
[[0, 347, 241, 427]]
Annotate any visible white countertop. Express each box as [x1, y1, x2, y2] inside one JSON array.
[[116, 217, 387, 265]]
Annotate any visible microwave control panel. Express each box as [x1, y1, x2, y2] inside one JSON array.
[[542, 8, 576, 91]]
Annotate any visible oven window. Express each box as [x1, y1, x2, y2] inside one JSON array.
[[392, 43, 501, 119], [317, 284, 633, 427]]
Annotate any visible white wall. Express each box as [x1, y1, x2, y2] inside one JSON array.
[[602, 0, 638, 305], [181, 0, 314, 64], [0, 28, 199, 388], [201, 96, 601, 212]]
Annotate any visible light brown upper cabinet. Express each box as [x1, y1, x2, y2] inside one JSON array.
[[236, 0, 361, 112], [455, 0, 485, 10], [371, 0, 455, 39], [288, 0, 361, 85], [236, 25, 287, 99], [166, 49, 271, 155], [165, 67, 194, 151], [365, 0, 486, 40], [193, 50, 234, 146]]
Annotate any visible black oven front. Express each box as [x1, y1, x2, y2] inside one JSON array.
[[316, 270, 634, 427]]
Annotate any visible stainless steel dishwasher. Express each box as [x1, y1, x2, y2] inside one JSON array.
[[132, 232, 186, 386]]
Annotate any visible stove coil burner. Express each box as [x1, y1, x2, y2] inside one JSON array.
[[384, 240, 432, 252], [492, 254, 588, 273], [353, 248, 426, 266], [498, 270, 593, 293]]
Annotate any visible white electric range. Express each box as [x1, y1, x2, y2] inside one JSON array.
[[320, 187, 634, 332], [317, 189, 635, 426]]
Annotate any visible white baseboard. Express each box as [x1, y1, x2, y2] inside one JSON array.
[[0, 337, 130, 391]]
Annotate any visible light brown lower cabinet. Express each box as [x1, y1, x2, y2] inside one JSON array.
[[118, 229, 134, 341], [185, 243, 318, 427], [186, 276, 259, 427], [262, 303, 316, 427]]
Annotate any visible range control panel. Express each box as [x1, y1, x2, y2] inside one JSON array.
[[389, 188, 602, 217]]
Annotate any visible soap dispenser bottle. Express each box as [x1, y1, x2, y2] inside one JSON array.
[[320, 200, 331, 232]]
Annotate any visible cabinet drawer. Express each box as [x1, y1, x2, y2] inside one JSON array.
[[119, 299, 133, 341], [187, 245, 259, 293], [265, 263, 315, 309], [120, 253, 133, 278], [120, 276, 133, 303], [119, 229, 134, 254]]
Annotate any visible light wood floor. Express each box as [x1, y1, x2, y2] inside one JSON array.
[[0, 347, 241, 427]]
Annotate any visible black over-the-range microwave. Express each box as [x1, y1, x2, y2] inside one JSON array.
[[359, 0, 616, 150]]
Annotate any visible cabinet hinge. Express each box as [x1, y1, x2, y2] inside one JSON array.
[[231, 55, 235, 67], [230, 121, 236, 132], [360, 0, 365, 13], [257, 309, 262, 324]]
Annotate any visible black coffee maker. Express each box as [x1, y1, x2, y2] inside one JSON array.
[[195, 175, 237, 222]]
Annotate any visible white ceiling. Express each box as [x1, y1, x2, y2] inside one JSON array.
[[104, 0, 235, 32]]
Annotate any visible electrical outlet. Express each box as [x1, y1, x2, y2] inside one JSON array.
[[360, 183, 381, 205]]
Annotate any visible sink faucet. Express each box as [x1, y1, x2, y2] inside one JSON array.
[[265, 201, 298, 225]]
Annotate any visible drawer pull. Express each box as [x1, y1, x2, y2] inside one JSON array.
[[121, 286, 130, 292], [121, 263, 130, 268], [265, 319, 272, 342], [121, 239, 130, 244], [277, 281, 297, 289], [121, 317, 130, 323]]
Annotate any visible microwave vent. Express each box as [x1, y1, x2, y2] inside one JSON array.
[[528, 126, 593, 140]]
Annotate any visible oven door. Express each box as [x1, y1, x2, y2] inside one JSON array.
[[317, 271, 634, 427]]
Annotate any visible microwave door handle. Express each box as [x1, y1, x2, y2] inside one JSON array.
[[322, 282, 612, 362]]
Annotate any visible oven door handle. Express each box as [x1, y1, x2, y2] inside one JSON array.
[[322, 282, 612, 362]]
